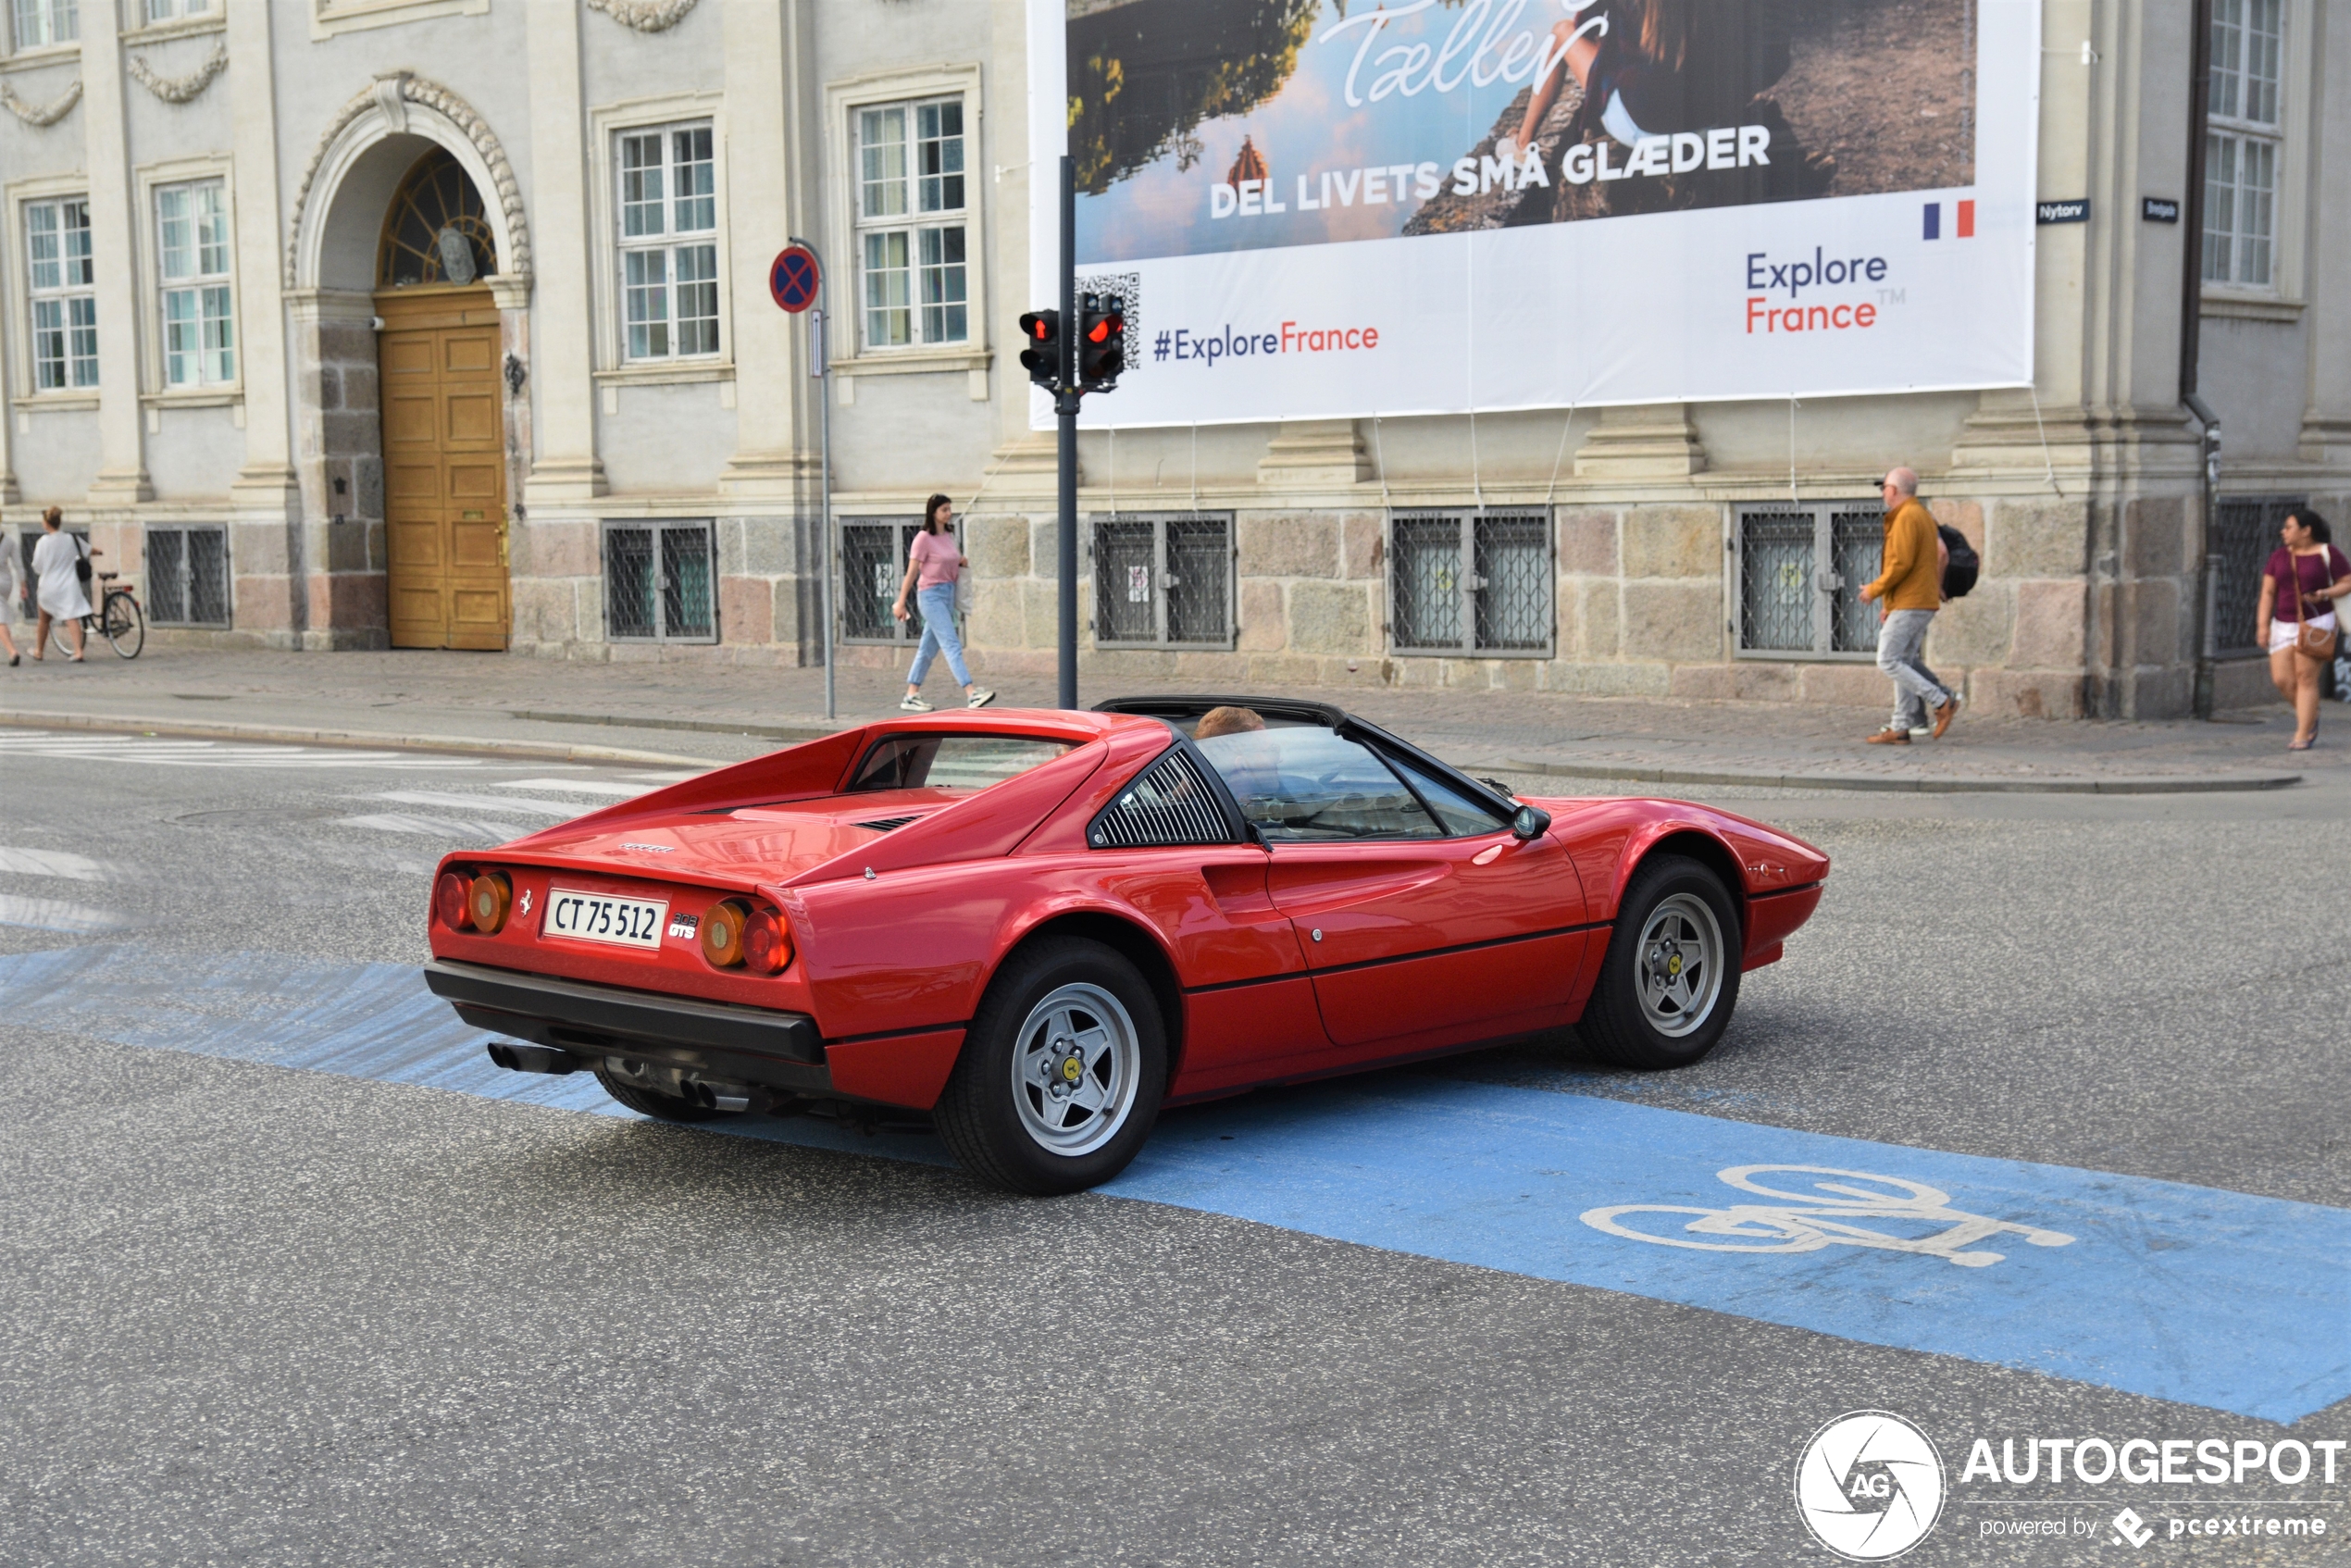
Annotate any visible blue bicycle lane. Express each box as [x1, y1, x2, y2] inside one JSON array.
[[8, 940, 2346, 1426]]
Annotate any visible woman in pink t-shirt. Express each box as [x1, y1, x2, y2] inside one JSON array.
[[892, 493, 993, 711], [2255, 506, 2347, 751]]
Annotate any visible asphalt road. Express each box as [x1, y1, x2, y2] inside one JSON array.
[[1, 729, 2345, 1568]]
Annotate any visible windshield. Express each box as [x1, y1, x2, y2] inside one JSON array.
[[1195, 727, 1444, 840], [847, 735, 1076, 792]]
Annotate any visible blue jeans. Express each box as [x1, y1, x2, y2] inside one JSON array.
[[1877, 608, 1951, 729], [907, 582, 970, 688]]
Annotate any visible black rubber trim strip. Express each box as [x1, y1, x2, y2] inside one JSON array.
[[825, 1019, 972, 1047], [1746, 881, 1824, 902], [1183, 919, 1608, 994], [424, 959, 826, 1065]]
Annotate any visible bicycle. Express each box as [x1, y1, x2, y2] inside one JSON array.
[[46, 569, 146, 660]]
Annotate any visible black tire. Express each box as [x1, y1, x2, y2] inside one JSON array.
[[594, 1064, 728, 1123], [103, 592, 143, 658], [934, 938, 1167, 1195], [1579, 855, 1743, 1070]]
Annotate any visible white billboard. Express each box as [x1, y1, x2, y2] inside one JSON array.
[[1028, 0, 2041, 429]]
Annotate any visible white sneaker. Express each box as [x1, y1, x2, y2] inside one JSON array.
[[899, 695, 934, 712], [965, 689, 996, 709]]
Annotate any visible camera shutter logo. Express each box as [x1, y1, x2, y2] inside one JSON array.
[[1794, 1411, 1946, 1561]]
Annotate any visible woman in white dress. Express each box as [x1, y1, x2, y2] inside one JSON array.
[[0, 525, 21, 666], [31, 505, 96, 663]]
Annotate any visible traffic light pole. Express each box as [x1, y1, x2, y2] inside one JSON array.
[[1055, 156, 1080, 711]]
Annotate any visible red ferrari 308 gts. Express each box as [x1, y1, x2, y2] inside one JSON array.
[[426, 696, 1828, 1193]]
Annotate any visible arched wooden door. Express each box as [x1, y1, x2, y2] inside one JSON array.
[[376, 150, 508, 650]]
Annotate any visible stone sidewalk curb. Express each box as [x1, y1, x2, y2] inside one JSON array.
[[0, 705, 2306, 795], [1484, 756, 2305, 795], [0, 709, 727, 771]]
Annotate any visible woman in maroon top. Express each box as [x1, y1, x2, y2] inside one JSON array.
[[2254, 506, 2348, 751]]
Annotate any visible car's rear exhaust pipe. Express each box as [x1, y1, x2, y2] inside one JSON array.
[[486, 1041, 581, 1076], [685, 1080, 778, 1115]]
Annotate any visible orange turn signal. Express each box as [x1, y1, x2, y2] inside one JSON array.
[[742, 907, 793, 974], [434, 870, 473, 930], [467, 870, 513, 934], [701, 899, 749, 968]]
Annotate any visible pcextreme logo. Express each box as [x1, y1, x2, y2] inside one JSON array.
[[1795, 1411, 1947, 1561]]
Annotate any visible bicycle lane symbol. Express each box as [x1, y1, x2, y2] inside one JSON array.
[[1581, 1165, 2077, 1268]]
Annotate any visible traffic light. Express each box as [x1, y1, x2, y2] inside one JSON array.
[[1077, 292, 1126, 392], [1017, 309, 1062, 388]]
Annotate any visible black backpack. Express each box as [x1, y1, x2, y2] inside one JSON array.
[[1937, 524, 1980, 598]]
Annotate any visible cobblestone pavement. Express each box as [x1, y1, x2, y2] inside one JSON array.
[[0, 645, 2338, 790]]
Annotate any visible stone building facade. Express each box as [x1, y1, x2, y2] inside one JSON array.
[[1, 0, 2345, 720]]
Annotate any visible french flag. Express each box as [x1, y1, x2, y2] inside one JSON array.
[[1923, 200, 1976, 240]]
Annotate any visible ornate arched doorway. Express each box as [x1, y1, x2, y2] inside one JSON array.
[[376, 147, 509, 649]]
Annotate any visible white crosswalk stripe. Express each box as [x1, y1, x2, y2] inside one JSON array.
[[0, 893, 131, 933], [494, 776, 689, 796], [367, 790, 592, 817], [0, 731, 483, 769], [333, 812, 531, 840], [0, 846, 114, 881]]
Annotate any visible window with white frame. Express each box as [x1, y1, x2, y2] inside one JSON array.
[[2204, 0, 2283, 288], [25, 197, 97, 391], [143, 0, 211, 21], [155, 180, 235, 388], [10, 0, 76, 47], [853, 97, 968, 351], [616, 121, 719, 361]]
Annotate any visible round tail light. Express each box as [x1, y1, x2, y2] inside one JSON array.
[[701, 899, 749, 968], [742, 907, 793, 974], [467, 871, 513, 934], [434, 870, 473, 930]]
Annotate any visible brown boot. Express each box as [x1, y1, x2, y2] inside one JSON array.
[[1865, 727, 1910, 745], [1932, 692, 1961, 740]]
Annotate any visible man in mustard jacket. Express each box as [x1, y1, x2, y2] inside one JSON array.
[[1857, 467, 1958, 744]]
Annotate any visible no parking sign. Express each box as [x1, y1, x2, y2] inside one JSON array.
[[769, 245, 820, 313]]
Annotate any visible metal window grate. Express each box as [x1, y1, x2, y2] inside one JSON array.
[[1390, 516, 1462, 650], [1473, 515, 1550, 651], [1089, 513, 1233, 648], [1087, 748, 1233, 849], [1390, 511, 1553, 655], [1735, 504, 1882, 660], [1739, 512, 1814, 652], [144, 525, 230, 627], [2212, 495, 2301, 653], [1093, 517, 1157, 643], [1164, 516, 1230, 644], [1828, 511, 1884, 653], [603, 520, 718, 642], [840, 518, 964, 644]]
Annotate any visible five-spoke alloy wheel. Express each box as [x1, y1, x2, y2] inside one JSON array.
[[1581, 855, 1742, 1070], [936, 938, 1166, 1194]]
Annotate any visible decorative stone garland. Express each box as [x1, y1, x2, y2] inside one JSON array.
[[285, 70, 530, 291], [0, 77, 81, 128], [127, 42, 230, 105], [585, 0, 701, 31]]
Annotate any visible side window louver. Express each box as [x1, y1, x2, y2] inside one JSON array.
[[1088, 748, 1234, 849]]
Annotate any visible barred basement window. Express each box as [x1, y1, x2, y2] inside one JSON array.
[[838, 516, 963, 644], [2211, 495, 2304, 653], [1092, 513, 1233, 649], [603, 520, 717, 642], [1735, 504, 1883, 659], [144, 525, 230, 627], [1387, 511, 1552, 656], [1086, 747, 1236, 849]]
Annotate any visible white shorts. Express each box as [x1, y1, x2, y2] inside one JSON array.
[[2271, 613, 2336, 653]]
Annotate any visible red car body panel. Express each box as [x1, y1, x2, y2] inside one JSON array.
[[426, 709, 1829, 1114]]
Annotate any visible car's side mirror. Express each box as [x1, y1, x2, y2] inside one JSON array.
[[1510, 804, 1551, 840]]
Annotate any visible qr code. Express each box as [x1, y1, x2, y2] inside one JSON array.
[[1076, 271, 1140, 379]]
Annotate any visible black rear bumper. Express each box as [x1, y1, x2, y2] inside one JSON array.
[[424, 959, 834, 1095]]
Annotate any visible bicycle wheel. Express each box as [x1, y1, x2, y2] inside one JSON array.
[[102, 592, 144, 658]]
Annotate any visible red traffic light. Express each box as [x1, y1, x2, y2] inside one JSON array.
[[1017, 308, 1062, 388]]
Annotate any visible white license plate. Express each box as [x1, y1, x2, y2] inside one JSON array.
[[543, 888, 668, 950]]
